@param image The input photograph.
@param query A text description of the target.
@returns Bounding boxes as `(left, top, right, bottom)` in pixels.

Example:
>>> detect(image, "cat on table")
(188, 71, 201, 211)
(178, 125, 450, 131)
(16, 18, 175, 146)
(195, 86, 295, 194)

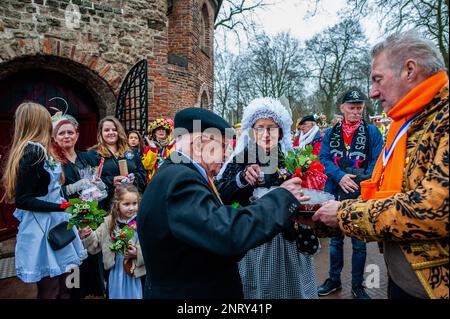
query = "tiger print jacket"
(337, 84, 449, 299)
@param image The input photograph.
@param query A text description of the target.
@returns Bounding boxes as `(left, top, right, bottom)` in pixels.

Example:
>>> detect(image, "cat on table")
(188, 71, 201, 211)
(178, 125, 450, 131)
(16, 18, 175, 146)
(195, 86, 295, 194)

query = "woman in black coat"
(87, 116, 147, 210)
(52, 113, 106, 298)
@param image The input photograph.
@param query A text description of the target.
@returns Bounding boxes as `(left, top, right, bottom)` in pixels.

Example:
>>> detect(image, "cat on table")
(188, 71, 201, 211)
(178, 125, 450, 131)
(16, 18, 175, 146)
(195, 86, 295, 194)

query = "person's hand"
(280, 177, 311, 203)
(339, 174, 359, 194)
(92, 179, 106, 191)
(243, 164, 262, 186)
(78, 227, 92, 239)
(124, 244, 137, 259)
(312, 200, 340, 228)
(113, 175, 128, 187)
(66, 178, 91, 195)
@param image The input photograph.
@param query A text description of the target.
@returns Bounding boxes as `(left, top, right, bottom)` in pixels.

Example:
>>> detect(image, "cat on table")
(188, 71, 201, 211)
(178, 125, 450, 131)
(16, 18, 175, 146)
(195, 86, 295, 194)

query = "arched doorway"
(0, 69, 100, 240)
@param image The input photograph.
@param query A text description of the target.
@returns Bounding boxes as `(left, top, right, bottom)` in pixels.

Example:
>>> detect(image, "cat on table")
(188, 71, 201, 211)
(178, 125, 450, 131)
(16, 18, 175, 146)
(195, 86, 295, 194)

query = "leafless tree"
(304, 19, 370, 119)
(247, 32, 306, 102)
(348, 0, 449, 72)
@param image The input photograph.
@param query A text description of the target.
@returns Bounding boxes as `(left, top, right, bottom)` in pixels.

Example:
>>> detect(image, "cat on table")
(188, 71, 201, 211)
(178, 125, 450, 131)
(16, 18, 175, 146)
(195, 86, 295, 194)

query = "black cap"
(174, 107, 232, 136)
(342, 89, 366, 103)
(298, 115, 316, 126)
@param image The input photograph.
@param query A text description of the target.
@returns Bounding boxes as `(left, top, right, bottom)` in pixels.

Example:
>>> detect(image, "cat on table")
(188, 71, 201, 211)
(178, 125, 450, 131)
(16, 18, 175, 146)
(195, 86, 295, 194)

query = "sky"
(217, 0, 384, 52)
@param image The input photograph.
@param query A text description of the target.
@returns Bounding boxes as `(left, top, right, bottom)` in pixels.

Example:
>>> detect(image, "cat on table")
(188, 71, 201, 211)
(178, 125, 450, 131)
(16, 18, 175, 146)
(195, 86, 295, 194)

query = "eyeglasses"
(253, 126, 280, 134)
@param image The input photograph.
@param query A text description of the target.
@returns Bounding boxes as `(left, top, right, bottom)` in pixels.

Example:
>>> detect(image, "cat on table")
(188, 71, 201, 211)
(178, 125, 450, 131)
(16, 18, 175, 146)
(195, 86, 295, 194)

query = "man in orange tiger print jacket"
(313, 31, 448, 299)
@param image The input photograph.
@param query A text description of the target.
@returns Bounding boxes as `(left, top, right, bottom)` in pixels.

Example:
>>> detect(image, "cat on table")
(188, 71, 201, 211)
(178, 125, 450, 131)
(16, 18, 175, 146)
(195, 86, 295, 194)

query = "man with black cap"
(317, 88, 383, 299)
(137, 107, 311, 299)
(293, 114, 324, 154)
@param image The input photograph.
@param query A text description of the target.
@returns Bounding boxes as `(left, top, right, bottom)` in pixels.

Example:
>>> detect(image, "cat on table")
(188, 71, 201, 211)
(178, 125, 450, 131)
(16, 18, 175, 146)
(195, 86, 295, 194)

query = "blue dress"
(14, 142, 87, 283)
(108, 217, 142, 299)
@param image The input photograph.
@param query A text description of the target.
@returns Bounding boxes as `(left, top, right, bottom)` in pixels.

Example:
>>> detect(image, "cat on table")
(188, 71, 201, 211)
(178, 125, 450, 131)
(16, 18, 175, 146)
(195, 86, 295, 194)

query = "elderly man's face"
(370, 51, 411, 112)
(300, 121, 315, 134)
(340, 102, 364, 124)
(198, 131, 228, 177)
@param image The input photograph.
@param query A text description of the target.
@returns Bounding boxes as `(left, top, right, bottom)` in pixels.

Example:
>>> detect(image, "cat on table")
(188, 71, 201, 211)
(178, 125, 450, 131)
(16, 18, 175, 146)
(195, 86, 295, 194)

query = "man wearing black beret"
(137, 107, 310, 299)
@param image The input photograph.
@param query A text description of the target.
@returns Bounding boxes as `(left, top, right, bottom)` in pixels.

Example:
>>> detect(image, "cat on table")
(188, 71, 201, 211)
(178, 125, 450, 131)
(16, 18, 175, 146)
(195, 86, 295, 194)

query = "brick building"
(0, 0, 221, 240)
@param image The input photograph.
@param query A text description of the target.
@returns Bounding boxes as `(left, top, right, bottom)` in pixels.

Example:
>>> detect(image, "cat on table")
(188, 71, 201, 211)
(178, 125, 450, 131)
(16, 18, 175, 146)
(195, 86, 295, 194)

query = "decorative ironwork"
(116, 59, 148, 137)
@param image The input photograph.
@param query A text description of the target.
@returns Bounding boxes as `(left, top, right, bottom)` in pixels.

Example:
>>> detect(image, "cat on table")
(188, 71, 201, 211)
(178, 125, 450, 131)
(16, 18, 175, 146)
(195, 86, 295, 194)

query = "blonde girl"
(1, 102, 86, 299)
(79, 184, 145, 299)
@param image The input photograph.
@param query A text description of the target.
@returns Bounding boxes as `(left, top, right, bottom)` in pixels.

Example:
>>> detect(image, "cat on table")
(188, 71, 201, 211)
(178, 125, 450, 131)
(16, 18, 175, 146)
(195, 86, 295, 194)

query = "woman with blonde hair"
(1, 102, 86, 299)
(87, 116, 146, 209)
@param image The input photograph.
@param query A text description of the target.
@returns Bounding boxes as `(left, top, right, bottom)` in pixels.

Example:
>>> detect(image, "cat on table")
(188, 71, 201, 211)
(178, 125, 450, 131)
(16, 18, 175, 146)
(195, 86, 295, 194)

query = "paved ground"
(0, 236, 388, 299)
(314, 237, 388, 299)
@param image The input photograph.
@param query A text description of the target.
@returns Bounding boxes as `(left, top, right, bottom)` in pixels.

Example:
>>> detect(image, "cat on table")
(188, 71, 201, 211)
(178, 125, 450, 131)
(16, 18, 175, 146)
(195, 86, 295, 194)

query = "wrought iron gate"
(116, 59, 148, 136)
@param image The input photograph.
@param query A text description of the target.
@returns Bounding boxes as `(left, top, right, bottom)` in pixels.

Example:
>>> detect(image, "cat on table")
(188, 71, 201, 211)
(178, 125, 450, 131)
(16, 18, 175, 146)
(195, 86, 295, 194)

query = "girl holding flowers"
(1, 102, 86, 299)
(78, 184, 145, 299)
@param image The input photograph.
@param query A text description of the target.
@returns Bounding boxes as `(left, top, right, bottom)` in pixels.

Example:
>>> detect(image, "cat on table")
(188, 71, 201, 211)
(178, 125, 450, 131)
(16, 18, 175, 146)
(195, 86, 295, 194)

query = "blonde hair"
(108, 184, 141, 236)
(1, 102, 53, 204)
(93, 116, 129, 158)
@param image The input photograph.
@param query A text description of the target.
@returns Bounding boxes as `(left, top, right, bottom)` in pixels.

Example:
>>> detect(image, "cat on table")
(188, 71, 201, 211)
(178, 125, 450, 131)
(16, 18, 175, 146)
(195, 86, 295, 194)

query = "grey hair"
(371, 30, 446, 77)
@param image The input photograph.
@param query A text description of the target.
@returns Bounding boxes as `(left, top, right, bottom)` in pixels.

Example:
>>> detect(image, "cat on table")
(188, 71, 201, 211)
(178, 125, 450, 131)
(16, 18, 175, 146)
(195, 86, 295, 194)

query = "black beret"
(298, 115, 316, 125)
(341, 88, 366, 103)
(174, 107, 232, 136)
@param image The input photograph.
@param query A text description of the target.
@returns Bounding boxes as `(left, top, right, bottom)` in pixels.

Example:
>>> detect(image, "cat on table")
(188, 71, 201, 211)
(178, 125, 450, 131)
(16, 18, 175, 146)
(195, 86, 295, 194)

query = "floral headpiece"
(148, 118, 172, 136)
(49, 97, 79, 131)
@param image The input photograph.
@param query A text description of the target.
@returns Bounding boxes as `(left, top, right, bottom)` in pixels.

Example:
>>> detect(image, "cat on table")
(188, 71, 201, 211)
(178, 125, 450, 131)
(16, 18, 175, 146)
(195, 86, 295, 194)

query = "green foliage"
(110, 225, 135, 254)
(231, 202, 241, 209)
(65, 198, 107, 230)
(283, 145, 319, 174)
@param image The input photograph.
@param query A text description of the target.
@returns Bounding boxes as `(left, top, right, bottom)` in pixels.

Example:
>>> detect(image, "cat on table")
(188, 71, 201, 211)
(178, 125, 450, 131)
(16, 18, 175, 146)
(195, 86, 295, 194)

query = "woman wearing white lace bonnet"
(215, 97, 319, 299)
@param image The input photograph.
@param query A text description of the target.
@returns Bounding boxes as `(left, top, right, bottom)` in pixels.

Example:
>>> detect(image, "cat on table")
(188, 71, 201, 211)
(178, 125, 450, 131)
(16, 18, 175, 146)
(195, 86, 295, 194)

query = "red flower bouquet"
(284, 145, 327, 190)
(283, 145, 333, 217)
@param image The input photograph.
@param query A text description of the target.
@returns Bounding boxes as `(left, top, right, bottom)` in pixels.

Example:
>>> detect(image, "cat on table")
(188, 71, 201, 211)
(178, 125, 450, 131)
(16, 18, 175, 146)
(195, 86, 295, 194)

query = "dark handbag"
(32, 214, 76, 251)
(47, 221, 76, 251)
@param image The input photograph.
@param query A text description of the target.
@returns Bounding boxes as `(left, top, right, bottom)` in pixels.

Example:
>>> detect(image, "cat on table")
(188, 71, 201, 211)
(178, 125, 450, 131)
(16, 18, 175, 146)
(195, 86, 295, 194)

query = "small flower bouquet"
(61, 199, 107, 230)
(282, 145, 333, 217)
(110, 225, 135, 255)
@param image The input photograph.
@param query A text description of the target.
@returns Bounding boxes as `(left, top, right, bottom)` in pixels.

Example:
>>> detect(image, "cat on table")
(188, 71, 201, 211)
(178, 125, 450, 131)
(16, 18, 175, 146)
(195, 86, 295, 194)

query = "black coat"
(137, 153, 301, 299)
(61, 151, 98, 199)
(87, 148, 147, 207)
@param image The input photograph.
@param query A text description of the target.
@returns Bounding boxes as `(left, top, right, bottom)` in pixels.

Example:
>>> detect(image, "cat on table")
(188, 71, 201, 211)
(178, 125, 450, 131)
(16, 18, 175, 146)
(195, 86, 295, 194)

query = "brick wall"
(0, 0, 217, 121)
(163, 0, 215, 118)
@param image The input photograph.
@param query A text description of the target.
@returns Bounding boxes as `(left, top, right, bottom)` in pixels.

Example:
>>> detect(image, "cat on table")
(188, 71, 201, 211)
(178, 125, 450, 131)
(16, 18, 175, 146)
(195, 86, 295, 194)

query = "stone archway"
(0, 55, 117, 241)
(0, 55, 116, 117)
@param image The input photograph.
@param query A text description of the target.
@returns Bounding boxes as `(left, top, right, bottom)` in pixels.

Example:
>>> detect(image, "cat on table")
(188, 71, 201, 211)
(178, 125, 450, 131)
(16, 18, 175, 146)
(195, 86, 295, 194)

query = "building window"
(200, 4, 210, 56)
(200, 91, 209, 108)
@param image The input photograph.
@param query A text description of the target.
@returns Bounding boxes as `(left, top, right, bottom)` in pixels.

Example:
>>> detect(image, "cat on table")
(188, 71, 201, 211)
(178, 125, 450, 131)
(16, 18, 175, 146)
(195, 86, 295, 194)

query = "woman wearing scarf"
(142, 118, 175, 183)
(314, 31, 449, 299)
(293, 114, 324, 155)
(216, 97, 318, 299)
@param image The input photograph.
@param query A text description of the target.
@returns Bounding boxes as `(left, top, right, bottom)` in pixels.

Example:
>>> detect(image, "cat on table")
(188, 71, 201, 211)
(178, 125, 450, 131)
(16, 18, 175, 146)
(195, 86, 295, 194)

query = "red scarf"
(341, 119, 361, 147)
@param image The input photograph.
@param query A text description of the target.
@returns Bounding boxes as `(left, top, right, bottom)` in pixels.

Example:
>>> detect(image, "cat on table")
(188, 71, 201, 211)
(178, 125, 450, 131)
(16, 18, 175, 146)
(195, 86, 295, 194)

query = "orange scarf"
(361, 71, 448, 200)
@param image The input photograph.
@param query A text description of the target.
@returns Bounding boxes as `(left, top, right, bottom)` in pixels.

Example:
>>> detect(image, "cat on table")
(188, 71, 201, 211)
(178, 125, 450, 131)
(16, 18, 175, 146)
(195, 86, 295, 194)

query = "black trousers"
(388, 277, 421, 299)
(36, 273, 70, 299)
